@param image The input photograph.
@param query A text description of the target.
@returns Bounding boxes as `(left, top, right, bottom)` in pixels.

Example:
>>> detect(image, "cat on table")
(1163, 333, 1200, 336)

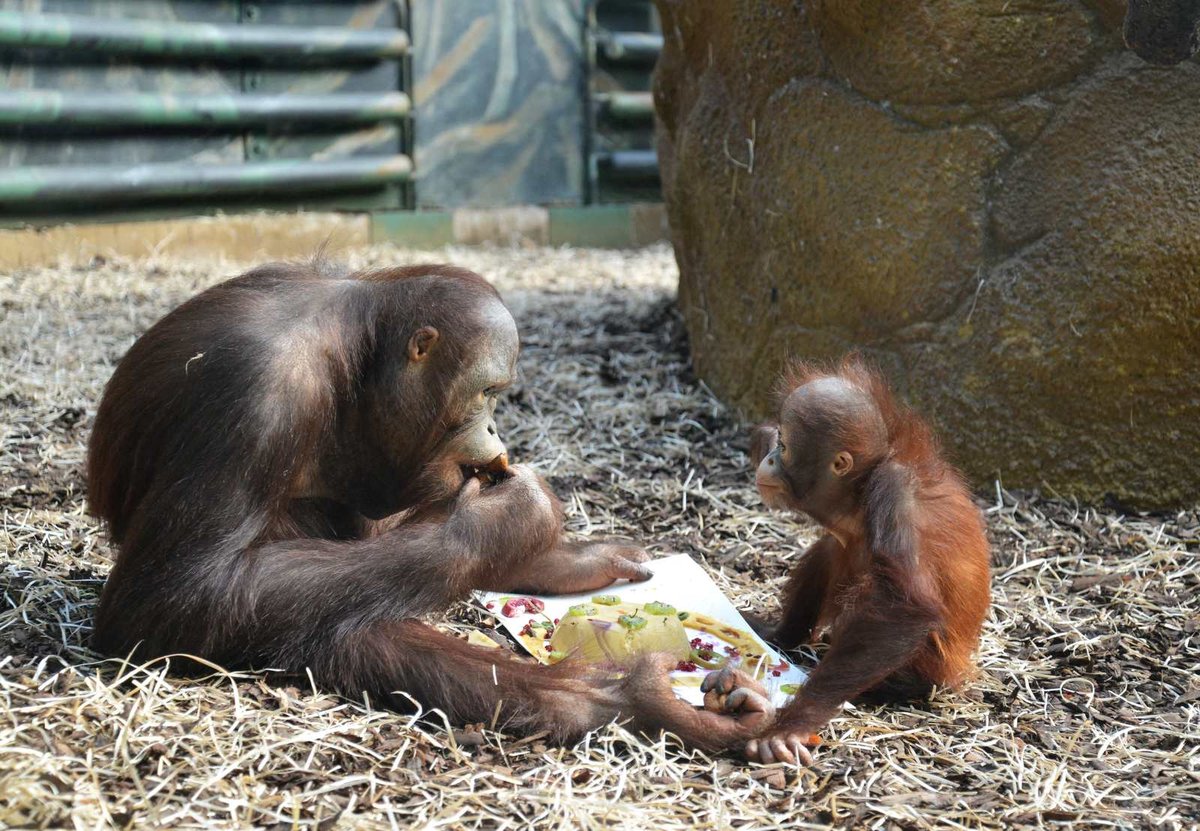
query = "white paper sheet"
(474, 553, 808, 707)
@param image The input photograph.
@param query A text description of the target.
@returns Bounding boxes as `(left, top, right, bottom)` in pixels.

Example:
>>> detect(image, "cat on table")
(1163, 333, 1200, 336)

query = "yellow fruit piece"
(549, 603, 691, 664)
(466, 630, 503, 649)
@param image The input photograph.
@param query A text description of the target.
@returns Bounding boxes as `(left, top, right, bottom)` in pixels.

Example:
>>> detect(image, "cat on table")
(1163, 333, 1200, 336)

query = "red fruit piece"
(501, 596, 545, 617)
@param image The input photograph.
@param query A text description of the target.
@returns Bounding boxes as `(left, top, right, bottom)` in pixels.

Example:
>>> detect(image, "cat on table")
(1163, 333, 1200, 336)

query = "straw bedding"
(1, 243, 1196, 829)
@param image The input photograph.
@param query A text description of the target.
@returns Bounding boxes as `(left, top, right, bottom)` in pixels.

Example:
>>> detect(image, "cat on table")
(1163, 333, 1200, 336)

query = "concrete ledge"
(0, 212, 369, 270)
(371, 203, 668, 249)
(0, 204, 670, 270)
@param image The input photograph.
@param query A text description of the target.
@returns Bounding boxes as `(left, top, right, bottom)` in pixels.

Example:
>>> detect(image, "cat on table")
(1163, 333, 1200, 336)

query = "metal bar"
(0, 11, 409, 62)
(597, 31, 662, 64)
(583, 0, 599, 205)
(396, 0, 416, 209)
(595, 150, 659, 180)
(0, 90, 411, 128)
(0, 155, 413, 205)
(598, 91, 654, 123)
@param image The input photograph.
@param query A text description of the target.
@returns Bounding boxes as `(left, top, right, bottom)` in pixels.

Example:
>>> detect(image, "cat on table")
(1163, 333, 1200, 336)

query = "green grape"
(618, 614, 648, 631)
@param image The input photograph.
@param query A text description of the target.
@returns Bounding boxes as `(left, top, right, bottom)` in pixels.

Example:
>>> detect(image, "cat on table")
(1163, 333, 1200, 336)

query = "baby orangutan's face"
(754, 386, 859, 518)
(754, 431, 795, 510)
(754, 422, 821, 512)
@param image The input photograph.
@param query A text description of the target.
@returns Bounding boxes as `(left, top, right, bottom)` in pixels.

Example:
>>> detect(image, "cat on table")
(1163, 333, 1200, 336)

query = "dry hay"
(1, 243, 1197, 830)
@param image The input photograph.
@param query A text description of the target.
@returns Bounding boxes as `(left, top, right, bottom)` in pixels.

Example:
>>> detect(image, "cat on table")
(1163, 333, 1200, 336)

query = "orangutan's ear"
(832, 451, 854, 477)
(408, 327, 439, 362)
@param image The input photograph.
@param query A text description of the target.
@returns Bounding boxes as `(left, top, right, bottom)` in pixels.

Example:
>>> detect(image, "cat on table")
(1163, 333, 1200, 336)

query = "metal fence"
(0, 0, 660, 224)
(0, 1, 413, 223)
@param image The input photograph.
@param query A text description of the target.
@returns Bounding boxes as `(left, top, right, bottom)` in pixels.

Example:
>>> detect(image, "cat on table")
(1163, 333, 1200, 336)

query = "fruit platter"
(474, 553, 809, 707)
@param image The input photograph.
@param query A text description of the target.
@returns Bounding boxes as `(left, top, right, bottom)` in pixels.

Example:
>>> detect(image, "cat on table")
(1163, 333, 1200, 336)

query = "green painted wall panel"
(0, 1, 243, 167)
(410, 0, 586, 209)
(370, 209, 454, 247)
(0, 0, 413, 216)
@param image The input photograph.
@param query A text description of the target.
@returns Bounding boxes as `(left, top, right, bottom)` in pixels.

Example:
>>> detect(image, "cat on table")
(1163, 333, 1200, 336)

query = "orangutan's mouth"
(460, 453, 511, 486)
(755, 480, 789, 509)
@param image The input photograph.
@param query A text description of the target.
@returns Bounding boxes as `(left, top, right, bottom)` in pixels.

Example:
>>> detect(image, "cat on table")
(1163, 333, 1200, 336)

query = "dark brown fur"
(88, 261, 760, 748)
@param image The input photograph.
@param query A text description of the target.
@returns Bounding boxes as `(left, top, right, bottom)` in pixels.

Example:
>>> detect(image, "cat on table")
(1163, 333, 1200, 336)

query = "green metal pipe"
(598, 31, 662, 64)
(0, 11, 409, 62)
(0, 155, 413, 205)
(0, 90, 411, 128)
(596, 150, 659, 180)
(599, 91, 654, 123)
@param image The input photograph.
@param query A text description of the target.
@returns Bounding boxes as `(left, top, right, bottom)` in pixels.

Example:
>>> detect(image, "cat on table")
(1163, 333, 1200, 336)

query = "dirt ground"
(1, 244, 1197, 830)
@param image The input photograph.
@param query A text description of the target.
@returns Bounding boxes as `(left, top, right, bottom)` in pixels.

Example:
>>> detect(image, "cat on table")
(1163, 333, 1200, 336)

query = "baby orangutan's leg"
(745, 721, 815, 766)
(737, 611, 778, 642)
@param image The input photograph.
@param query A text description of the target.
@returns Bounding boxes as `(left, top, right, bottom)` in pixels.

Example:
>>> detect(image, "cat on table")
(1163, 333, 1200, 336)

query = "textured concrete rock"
(1123, 0, 1200, 64)
(654, 0, 1200, 507)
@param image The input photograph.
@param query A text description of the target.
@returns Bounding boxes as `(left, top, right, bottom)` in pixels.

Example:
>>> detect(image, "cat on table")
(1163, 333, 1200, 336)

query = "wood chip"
(0, 244, 1195, 829)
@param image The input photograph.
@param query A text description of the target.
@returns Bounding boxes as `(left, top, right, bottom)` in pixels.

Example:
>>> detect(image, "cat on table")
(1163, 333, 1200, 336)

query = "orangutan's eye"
(484, 379, 512, 398)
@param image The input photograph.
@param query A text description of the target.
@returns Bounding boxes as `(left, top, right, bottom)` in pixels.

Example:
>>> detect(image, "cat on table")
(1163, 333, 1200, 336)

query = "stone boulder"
(654, 0, 1200, 508)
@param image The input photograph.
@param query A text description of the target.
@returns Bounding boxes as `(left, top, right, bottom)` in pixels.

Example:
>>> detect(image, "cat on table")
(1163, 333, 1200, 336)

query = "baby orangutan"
(703, 356, 991, 764)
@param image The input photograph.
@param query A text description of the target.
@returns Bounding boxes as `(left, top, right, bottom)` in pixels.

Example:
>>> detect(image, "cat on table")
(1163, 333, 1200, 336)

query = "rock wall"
(653, 0, 1200, 508)
(1123, 0, 1200, 64)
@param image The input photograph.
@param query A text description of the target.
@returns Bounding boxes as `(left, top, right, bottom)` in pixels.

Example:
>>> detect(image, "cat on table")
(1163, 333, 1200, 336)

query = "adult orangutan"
(704, 356, 991, 764)
(88, 261, 766, 748)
